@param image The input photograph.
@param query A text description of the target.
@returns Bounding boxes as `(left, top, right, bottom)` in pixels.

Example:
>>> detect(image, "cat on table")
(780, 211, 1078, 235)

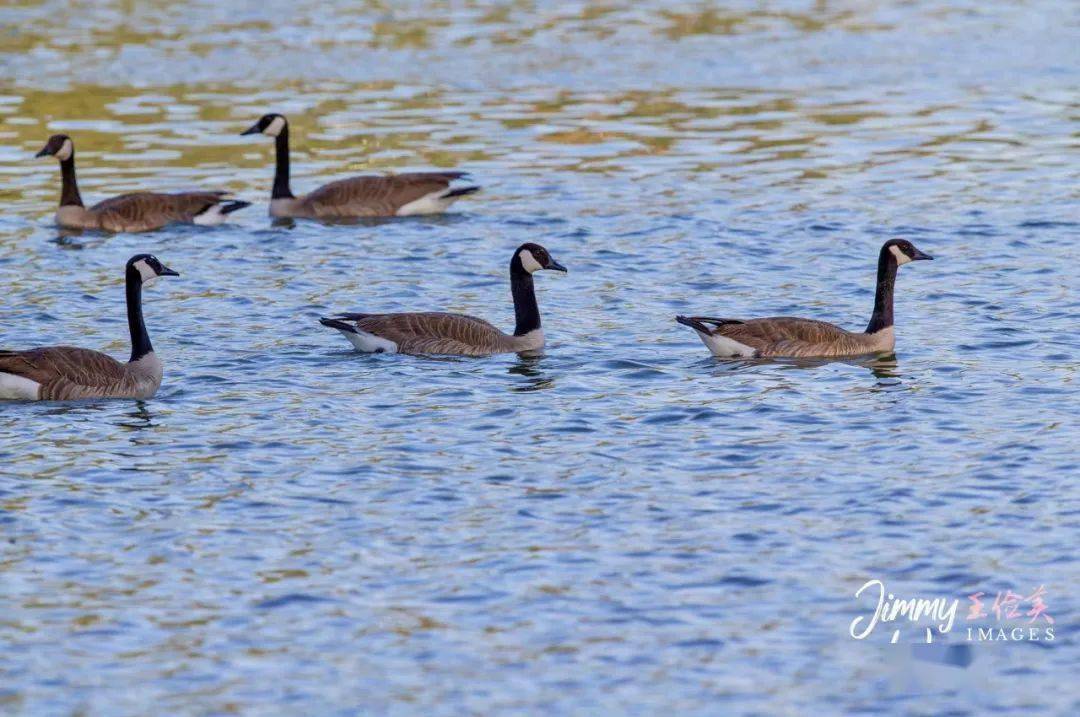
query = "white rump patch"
(193, 203, 228, 226)
(518, 249, 543, 274)
(55, 138, 73, 161)
(0, 372, 41, 401)
(336, 326, 398, 354)
(889, 245, 912, 266)
(691, 329, 757, 358)
(264, 116, 286, 137)
(395, 189, 457, 216)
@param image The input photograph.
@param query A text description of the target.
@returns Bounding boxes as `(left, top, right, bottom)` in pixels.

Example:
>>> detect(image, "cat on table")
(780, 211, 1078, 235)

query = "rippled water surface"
(1, 2, 1078, 714)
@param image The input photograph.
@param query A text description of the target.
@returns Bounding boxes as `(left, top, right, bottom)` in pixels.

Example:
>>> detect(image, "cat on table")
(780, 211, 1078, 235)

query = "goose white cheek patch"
(134, 260, 158, 286)
(889, 245, 912, 265)
(519, 249, 543, 274)
(55, 138, 73, 161)
(264, 116, 286, 137)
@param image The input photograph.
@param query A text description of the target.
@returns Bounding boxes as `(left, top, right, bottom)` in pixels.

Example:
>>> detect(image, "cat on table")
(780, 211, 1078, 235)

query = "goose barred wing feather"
(301, 173, 467, 217)
(714, 317, 872, 358)
(346, 312, 511, 356)
(90, 191, 227, 231)
(0, 347, 132, 400)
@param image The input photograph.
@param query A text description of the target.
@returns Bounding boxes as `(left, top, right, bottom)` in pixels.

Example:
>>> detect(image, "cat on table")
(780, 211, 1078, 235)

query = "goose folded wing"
(303, 173, 465, 216)
(91, 191, 227, 227)
(163, 191, 232, 217)
(718, 318, 860, 356)
(0, 347, 128, 387)
(350, 312, 506, 355)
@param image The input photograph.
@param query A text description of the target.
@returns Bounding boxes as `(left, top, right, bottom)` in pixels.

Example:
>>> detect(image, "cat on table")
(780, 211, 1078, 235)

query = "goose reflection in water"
(508, 354, 555, 392)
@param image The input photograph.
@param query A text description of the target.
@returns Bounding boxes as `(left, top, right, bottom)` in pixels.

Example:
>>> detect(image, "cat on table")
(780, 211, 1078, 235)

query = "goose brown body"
(675, 317, 895, 358)
(0, 347, 162, 400)
(0, 254, 178, 402)
(59, 190, 239, 232)
(320, 243, 565, 357)
(242, 113, 479, 218)
(677, 239, 932, 359)
(36, 134, 248, 233)
(274, 172, 474, 219)
(323, 312, 539, 356)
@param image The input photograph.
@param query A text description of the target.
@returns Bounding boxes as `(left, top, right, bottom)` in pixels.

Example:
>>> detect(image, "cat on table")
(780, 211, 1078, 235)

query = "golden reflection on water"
(2, 79, 989, 217)
(2, 0, 1049, 213)
(0, 1, 994, 206)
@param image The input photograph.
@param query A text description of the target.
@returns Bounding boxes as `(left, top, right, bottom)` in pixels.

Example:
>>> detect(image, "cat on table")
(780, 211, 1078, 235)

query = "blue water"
(1, 2, 1078, 715)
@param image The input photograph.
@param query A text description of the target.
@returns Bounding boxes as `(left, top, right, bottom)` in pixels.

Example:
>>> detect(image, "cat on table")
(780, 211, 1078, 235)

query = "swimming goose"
(35, 134, 249, 232)
(320, 243, 566, 356)
(676, 239, 933, 358)
(0, 255, 179, 401)
(240, 113, 480, 218)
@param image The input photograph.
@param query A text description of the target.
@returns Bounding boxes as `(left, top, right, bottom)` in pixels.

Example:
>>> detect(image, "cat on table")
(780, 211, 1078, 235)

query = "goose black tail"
(677, 315, 744, 331)
(676, 315, 713, 334)
(443, 186, 481, 198)
(221, 200, 252, 215)
(319, 317, 358, 334)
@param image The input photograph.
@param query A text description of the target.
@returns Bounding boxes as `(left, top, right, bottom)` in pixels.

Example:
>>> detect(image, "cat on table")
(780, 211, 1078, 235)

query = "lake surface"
(1, 2, 1078, 714)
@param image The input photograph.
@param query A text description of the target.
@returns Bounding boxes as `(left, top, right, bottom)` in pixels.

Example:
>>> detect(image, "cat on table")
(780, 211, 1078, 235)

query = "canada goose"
(319, 243, 565, 356)
(35, 134, 250, 232)
(676, 239, 933, 358)
(0, 254, 178, 401)
(240, 113, 480, 218)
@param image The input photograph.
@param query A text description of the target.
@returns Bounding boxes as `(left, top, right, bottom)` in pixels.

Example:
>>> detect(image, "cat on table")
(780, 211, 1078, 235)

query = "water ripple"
(1, 1, 1078, 715)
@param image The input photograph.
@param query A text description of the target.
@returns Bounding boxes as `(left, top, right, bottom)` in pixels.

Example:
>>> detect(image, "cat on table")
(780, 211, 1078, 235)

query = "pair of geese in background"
(2, 114, 934, 401)
(34, 113, 480, 232)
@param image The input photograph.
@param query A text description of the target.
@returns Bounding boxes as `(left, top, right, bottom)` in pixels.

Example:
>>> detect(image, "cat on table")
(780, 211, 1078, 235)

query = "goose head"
(35, 134, 74, 162)
(512, 243, 567, 275)
(127, 254, 180, 287)
(241, 113, 288, 138)
(884, 239, 933, 266)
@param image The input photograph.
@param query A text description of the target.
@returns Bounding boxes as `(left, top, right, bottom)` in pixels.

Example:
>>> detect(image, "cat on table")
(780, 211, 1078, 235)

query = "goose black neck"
(59, 155, 83, 207)
(866, 246, 897, 334)
(125, 268, 153, 362)
(510, 265, 541, 336)
(272, 127, 294, 199)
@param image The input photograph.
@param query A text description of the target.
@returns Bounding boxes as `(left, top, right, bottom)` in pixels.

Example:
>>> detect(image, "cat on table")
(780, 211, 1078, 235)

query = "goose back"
(682, 316, 894, 358)
(0, 347, 162, 400)
(87, 191, 232, 232)
(288, 172, 472, 218)
(331, 312, 534, 356)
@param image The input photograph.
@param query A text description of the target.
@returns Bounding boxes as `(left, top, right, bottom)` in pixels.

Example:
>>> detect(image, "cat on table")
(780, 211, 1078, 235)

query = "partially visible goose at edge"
(240, 113, 480, 218)
(0, 255, 179, 401)
(676, 239, 933, 358)
(35, 135, 250, 232)
(320, 243, 566, 356)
